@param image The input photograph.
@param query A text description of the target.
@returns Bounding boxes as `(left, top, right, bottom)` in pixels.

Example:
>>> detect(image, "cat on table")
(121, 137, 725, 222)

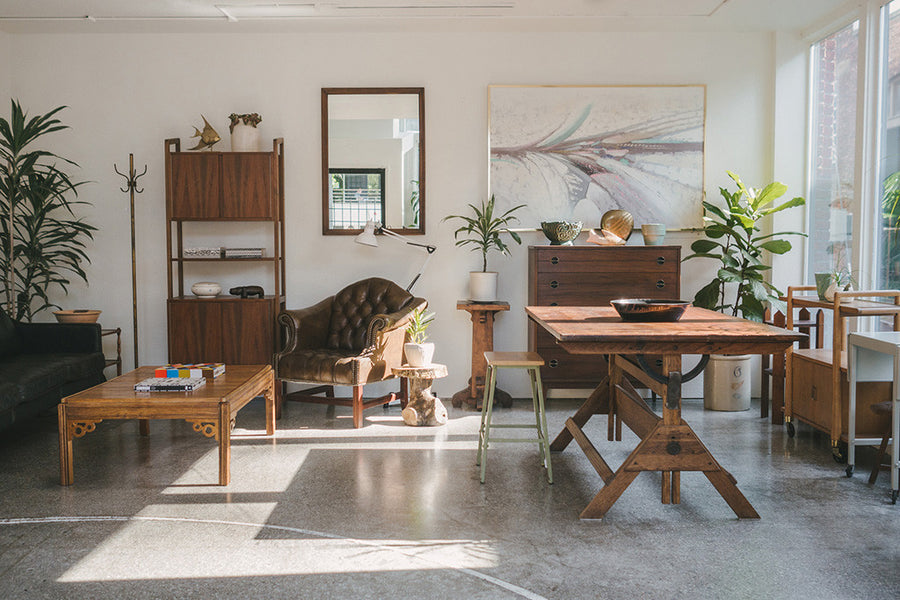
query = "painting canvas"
(489, 85, 705, 230)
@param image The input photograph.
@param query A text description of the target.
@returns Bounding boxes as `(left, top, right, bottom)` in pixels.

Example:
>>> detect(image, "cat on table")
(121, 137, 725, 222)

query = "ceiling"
(0, 0, 853, 34)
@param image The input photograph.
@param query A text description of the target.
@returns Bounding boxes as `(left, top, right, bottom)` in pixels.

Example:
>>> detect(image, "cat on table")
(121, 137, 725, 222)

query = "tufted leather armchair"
(274, 277, 427, 427)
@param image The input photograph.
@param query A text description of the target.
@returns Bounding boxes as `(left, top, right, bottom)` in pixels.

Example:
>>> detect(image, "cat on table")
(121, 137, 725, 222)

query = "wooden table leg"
(578, 356, 759, 519)
(219, 403, 231, 486)
(139, 419, 150, 436)
(549, 377, 609, 452)
(265, 377, 276, 436)
(58, 404, 73, 486)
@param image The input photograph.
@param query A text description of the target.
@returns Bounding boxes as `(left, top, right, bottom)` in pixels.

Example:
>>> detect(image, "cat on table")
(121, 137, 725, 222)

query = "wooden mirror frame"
(321, 87, 425, 235)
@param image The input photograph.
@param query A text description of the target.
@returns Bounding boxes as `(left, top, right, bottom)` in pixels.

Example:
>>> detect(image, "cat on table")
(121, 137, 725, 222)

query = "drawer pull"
(656, 280, 665, 289)
(550, 256, 559, 265)
(656, 359, 663, 368)
(549, 359, 559, 368)
(550, 302, 559, 307)
(657, 256, 666, 265)
(550, 280, 559, 289)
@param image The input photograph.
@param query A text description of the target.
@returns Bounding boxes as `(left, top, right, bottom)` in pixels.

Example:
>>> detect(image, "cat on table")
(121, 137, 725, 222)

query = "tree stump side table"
(392, 364, 449, 427)
(451, 300, 512, 410)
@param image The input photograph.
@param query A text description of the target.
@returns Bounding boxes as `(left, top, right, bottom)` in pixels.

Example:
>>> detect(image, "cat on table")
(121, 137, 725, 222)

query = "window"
(807, 21, 859, 282)
(328, 168, 386, 230)
(879, 1, 900, 290)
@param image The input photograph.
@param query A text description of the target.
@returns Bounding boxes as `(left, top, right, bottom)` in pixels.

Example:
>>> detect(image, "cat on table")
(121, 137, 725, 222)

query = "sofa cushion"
(277, 348, 380, 386)
(0, 353, 104, 403)
(0, 310, 22, 360)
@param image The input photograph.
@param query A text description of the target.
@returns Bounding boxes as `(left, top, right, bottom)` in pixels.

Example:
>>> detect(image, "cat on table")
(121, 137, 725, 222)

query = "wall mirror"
(322, 87, 425, 235)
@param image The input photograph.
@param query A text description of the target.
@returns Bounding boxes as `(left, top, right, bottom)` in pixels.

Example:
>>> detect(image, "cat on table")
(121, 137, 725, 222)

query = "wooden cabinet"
(527, 245, 681, 391)
(165, 138, 285, 366)
(785, 287, 900, 454)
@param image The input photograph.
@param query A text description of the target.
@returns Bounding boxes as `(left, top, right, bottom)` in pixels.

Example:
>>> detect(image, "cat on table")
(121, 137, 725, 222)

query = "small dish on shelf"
(610, 299, 691, 322)
(191, 281, 222, 298)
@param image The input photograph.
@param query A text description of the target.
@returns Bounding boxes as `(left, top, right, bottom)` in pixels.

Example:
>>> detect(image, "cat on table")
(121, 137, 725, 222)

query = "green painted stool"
(476, 351, 552, 484)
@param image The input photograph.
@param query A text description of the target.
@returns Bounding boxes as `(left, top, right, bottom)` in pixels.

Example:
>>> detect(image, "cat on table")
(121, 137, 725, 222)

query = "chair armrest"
(15, 322, 103, 354)
(276, 296, 333, 355)
(365, 297, 427, 347)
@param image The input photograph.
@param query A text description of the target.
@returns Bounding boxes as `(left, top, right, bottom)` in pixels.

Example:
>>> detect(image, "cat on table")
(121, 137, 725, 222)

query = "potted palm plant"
(0, 100, 95, 322)
(404, 307, 435, 367)
(684, 171, 805, 410)
(443, 195, 525, 302)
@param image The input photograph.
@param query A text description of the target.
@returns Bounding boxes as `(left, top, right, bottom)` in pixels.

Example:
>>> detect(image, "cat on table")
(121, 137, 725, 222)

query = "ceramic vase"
(703, 354, 752, 411)
(469, 271, 498, 302)
(231, 123, 260, 152)
(405, 342, 435, 367)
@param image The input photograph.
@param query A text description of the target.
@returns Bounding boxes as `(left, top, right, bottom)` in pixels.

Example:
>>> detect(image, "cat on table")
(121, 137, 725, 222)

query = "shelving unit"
(164, 138, 285, 365)
(785, 286, 900, 459)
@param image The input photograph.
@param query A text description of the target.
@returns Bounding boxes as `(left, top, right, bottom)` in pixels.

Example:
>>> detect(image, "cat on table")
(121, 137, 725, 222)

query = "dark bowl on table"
(610, 299, 691, 322)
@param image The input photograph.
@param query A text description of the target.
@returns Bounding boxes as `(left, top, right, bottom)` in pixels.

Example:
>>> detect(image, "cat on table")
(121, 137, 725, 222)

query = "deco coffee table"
(526, 305, 804, 519)
(58, 364, 275, 486)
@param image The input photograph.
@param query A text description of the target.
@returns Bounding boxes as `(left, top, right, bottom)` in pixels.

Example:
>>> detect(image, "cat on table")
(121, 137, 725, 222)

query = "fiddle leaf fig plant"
(684, 171, 805, 322)
(443, 195, 525, 272)
(0, 100, 95, 322)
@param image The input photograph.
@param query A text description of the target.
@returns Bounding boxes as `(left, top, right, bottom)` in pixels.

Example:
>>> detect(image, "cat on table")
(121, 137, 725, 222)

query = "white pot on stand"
(703, 354, 752, 411)
(404, 342, 435, 367)
(469, 271, 498, 302)
(231, 123, 260, 152)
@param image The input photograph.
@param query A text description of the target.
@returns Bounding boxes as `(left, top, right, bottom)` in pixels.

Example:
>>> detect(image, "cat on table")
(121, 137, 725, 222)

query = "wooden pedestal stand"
(451, 300, 512, 410)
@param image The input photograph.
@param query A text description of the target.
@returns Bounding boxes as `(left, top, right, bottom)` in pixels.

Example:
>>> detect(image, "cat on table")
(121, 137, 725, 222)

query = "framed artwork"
(488, 85, 706, 230)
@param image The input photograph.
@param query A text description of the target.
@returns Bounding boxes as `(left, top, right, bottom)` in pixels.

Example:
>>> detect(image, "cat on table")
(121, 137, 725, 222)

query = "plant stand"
(393, 364, 448, 426)
(451, 300, 511, 410)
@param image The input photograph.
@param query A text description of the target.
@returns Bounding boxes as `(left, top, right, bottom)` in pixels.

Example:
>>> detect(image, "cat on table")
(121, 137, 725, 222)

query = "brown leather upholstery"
(274, 278, 426, 427)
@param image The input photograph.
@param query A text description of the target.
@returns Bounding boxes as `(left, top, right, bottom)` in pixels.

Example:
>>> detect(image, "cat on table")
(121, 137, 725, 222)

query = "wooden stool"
(868, 400, 894, 497)
(476, 351, 552, 484)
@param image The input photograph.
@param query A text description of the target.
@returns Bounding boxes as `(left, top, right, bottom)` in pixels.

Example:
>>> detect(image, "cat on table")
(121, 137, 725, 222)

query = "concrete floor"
(1, 396, 899, 599)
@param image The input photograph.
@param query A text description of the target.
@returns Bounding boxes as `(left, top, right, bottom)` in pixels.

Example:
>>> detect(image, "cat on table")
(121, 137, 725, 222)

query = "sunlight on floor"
(55, 512, 499, 582)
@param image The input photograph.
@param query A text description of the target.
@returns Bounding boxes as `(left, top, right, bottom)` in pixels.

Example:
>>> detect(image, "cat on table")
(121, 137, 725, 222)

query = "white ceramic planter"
(469, 271, 498, 302)
(405, 342, 435, 367)
(191, 281, 222, 298)
(231, 123, 260, 152)
(703, 354, 752, 411)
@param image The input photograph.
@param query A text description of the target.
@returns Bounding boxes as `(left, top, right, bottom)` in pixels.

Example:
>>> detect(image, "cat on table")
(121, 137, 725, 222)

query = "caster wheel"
(845, 465, 854, 477)
(786, 422, 795, 437)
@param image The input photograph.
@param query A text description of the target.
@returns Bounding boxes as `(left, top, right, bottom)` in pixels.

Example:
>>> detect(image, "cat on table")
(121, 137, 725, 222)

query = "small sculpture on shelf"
(188, 115, 220, 151)
(229, 285, 264, 299)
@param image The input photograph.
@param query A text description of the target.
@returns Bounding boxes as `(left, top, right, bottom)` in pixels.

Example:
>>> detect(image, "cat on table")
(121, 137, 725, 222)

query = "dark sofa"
(0, 309, 106, 432)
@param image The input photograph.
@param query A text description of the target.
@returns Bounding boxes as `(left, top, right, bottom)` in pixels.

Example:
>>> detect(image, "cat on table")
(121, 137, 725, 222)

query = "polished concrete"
(1, 396, 899, 599)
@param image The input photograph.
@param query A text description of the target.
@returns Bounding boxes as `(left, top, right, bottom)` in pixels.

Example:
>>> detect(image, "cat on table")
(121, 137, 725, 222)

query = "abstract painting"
(489, 85, 705, 230)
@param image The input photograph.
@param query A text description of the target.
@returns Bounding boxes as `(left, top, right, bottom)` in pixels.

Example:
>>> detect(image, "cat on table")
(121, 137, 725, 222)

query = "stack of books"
(224, 247, 265, 259)
(154, 363, 226, 379)
(183, 247, 223, 258)
(134, 377, 206, 392)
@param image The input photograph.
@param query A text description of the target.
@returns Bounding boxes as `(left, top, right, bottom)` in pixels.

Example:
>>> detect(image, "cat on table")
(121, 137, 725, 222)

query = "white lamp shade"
(355, 219, 379, 247)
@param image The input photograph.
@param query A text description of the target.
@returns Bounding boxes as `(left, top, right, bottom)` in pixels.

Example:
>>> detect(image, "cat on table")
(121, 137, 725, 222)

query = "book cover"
(154, 363, 226, 379)
(134, 377, 206, 392)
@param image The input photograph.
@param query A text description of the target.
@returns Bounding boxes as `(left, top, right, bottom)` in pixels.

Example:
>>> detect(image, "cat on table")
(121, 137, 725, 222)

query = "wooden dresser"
(527, 245, 681, 392)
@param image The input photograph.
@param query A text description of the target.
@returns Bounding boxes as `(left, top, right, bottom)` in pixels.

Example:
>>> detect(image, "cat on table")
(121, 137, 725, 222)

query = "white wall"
(6, 29, 778, 399)
(0, 32, 8, 102)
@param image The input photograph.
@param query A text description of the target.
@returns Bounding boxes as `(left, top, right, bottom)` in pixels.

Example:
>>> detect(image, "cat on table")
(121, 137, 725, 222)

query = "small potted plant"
(228, 112, 262, 152)
(404, 307, 436, 367)
(684, 171, 805, 410)
(443, 195, 525, 302)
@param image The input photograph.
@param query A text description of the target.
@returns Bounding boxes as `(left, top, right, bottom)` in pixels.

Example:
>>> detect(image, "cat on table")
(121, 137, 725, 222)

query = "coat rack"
(114, 154, 147, 369)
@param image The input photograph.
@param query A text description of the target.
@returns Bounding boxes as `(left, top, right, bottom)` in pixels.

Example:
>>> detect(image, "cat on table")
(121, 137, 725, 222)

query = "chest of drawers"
(527, 245, 681, 391)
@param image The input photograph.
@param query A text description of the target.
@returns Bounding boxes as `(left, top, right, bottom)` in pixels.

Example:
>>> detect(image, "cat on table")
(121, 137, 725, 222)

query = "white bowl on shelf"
(191, 281, 222, 298)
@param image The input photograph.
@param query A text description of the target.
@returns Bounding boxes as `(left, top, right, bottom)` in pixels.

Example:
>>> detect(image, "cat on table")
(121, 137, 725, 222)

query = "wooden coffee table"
(58, 365, 275, 486)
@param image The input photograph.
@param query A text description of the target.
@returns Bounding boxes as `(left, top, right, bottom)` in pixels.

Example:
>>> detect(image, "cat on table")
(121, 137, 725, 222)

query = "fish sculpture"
(188, 115, 220, 150)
